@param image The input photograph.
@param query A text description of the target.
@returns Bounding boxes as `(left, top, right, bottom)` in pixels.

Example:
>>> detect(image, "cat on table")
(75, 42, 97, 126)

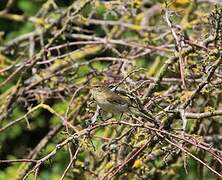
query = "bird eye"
(92, 85, 102, 92)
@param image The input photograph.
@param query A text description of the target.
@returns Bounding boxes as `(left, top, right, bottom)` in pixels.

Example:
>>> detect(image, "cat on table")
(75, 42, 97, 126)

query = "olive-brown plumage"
(90, 86, 159, 126)
(90, 86, 130, 114)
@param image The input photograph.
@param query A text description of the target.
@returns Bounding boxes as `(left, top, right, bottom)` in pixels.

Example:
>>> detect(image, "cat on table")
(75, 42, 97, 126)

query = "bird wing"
(106, 92, 129, 105)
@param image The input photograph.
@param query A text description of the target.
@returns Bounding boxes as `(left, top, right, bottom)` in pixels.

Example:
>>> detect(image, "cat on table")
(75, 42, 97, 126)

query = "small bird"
(90, 86, 159, 125)
(90, 86, 130, 115)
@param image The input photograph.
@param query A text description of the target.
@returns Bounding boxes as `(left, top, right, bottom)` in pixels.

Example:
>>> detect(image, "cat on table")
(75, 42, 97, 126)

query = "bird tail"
(128, 107, 160, 126)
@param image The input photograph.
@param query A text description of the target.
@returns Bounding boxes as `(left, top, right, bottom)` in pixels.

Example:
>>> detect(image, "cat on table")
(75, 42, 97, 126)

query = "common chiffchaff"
(91, 86, 160, 126)
(90, 86, 130, 114)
